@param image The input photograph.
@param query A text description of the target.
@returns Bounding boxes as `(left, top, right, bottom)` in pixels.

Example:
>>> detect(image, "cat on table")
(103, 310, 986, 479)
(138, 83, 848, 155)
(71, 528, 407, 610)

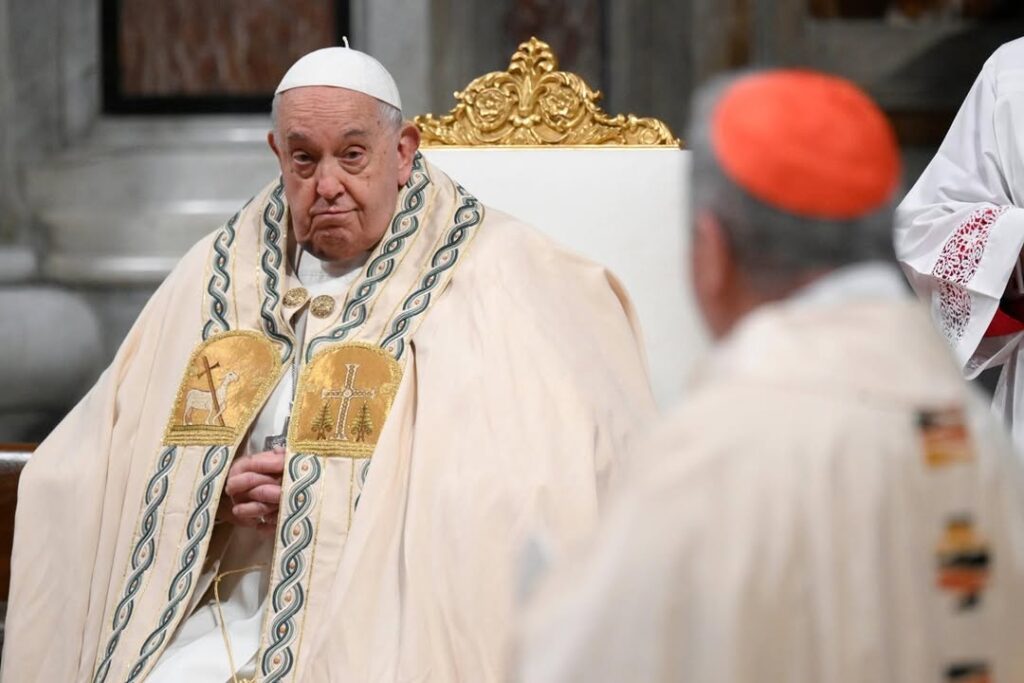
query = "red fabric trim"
(984, 308, 1024, 337)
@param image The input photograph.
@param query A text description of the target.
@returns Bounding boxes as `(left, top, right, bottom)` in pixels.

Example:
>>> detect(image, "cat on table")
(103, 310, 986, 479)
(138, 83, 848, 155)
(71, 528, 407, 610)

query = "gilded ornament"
(415, 37, 680, 147)
(164, 331, 283, 445)
(289, 342, 403, 457)
(283, 286, 310, 308)
(310, 294, 336, 318)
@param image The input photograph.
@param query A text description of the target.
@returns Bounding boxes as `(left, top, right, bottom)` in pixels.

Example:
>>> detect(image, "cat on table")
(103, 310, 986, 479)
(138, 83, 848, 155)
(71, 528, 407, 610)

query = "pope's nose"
(315, 170, 346, 202)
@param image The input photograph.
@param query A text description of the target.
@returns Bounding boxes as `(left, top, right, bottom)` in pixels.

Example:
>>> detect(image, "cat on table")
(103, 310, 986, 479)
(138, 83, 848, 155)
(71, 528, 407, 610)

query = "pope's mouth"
(312, 208, 356, 218)
(311, 211, 357, 228)
(311, 206, 356, 215)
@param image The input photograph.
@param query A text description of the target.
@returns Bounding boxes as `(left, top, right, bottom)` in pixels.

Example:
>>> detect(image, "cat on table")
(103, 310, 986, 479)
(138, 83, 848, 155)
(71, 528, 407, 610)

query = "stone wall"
(0, 0, 104, 439)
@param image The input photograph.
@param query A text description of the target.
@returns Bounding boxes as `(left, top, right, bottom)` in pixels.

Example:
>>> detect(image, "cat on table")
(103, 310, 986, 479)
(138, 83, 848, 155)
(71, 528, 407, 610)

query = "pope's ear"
(267, 131, 282, 160)
(396, 123, 421, 186)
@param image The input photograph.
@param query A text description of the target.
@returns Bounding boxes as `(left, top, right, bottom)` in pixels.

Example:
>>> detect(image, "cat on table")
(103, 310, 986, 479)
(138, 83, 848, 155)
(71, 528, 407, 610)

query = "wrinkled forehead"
(276, 86, 386, 133)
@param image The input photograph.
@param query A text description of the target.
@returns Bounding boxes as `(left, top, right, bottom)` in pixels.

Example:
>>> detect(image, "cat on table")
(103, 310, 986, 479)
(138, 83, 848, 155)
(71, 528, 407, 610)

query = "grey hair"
(687, 73, 898, 286)
(270, 93, 404, 137)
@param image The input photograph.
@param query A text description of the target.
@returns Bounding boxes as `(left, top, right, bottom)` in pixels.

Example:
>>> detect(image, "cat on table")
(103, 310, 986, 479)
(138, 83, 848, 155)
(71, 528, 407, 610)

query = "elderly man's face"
(268, 86, 419, 261)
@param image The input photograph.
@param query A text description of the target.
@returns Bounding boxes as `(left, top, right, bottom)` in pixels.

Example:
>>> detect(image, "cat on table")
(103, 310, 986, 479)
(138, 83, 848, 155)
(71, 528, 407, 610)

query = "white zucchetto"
(275, 43, 402, 112)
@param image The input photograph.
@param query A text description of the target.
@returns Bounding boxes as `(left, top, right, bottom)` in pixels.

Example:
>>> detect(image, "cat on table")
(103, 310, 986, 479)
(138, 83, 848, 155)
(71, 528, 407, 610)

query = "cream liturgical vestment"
(896, 37, 1024, 451)
(518, 264, 1024, 683)
(146, 250, 369, 682)
(1, 154, 654, 683)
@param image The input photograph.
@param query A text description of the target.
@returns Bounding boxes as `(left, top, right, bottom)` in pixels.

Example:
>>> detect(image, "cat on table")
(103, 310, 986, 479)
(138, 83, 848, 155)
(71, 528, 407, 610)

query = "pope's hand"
(221, 447, 285, 532)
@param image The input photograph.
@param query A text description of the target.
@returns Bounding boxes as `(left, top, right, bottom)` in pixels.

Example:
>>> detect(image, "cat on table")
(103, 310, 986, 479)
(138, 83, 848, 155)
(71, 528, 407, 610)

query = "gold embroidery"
(310, 294, 336, 318)
(415, 37, 680, 147)
(936, 516, 990, 611)
(289, 342, 402, 457)
(918, 407, 974, 468)
(283, 287, 310, 308)
(165, 331, 284, 445)
(309, 403, 334, 440)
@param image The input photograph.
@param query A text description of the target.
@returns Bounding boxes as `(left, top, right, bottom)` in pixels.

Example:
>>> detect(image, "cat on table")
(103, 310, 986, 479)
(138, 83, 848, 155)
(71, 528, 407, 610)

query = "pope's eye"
(292, 152, 313, 164)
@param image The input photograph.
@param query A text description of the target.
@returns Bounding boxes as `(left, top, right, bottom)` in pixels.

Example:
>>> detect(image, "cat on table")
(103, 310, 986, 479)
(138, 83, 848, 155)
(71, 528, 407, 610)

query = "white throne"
(417, 39, 705, 408)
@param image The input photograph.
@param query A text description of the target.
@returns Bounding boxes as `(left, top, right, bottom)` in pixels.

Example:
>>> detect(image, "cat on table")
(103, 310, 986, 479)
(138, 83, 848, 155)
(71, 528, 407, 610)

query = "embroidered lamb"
(183, 371, 239, 425)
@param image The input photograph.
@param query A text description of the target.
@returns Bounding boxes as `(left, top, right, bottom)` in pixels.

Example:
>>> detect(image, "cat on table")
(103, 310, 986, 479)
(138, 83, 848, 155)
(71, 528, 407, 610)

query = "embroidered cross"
(321, 364, 376, 441)
(195, 355, 226, 427)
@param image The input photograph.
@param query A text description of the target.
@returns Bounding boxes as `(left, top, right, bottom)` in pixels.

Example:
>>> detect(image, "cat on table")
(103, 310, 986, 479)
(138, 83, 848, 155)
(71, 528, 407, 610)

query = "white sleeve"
(895, 46, 1024, 373)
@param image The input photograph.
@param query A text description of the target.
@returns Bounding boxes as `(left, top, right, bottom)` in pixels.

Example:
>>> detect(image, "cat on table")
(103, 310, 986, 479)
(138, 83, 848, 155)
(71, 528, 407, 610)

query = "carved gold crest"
(165, 331, 284, 446)
(415, 37, 680, 147)
(289, 342, 403, 457)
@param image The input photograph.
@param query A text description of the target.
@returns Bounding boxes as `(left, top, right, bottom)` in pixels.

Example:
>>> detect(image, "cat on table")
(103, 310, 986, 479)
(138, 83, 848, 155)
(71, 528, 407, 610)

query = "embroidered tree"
(350, 402, 374, 442)
(311, 403, 334, 440)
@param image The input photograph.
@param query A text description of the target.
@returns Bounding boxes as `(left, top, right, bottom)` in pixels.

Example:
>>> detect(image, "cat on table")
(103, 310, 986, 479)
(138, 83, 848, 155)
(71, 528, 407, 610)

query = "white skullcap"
(275, 42, 402, 112)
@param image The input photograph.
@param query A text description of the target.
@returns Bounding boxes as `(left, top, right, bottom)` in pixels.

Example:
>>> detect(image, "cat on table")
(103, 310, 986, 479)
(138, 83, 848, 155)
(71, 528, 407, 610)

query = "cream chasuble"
(895, 37, 1024, 453)
(147, 250, 368, 682)
(2, 154, 655, 683)
(517, 265, 1024, 683)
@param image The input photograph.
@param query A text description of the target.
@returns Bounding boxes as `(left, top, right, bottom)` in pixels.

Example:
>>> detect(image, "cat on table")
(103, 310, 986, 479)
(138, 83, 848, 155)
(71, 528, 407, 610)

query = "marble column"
(354, 0, 435, 115)
(0, 0, 30, 244)
(607, 0, 692, 137)
(0, 0, 107, 440)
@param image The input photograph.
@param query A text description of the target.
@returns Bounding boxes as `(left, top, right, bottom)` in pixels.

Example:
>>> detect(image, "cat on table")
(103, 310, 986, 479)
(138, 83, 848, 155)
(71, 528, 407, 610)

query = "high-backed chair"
(0, 443, 31, 651)
(417, 38, 705, 407)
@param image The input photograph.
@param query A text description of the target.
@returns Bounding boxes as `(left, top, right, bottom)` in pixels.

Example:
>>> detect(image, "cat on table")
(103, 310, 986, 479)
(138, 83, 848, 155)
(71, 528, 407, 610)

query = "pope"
(0, 46, 654, 682)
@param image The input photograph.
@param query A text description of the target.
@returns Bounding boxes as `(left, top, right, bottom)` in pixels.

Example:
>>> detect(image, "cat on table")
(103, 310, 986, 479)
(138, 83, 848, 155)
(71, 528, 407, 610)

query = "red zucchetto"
(710, 69, 901, 220)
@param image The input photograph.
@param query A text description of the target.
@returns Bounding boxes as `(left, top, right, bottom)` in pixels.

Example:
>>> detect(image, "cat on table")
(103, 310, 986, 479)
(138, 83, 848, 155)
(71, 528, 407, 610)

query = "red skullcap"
(711, 70, 901, 220)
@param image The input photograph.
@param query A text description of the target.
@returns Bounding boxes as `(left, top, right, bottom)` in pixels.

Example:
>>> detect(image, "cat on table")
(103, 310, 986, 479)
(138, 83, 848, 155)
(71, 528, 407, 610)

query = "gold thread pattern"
(310, 295, 336, 319)
(164, 331, 284, 445)
(415, 37, 680, 147)
(288, 342, 402, 457)
(283, 287, 310, 309)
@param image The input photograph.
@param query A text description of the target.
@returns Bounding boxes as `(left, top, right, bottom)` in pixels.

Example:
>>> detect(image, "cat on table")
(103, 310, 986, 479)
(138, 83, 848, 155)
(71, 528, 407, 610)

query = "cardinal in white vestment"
(0, 47, 654, 683)
(896, 37, 1024, 452)
(516, 70, 1024, 683)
